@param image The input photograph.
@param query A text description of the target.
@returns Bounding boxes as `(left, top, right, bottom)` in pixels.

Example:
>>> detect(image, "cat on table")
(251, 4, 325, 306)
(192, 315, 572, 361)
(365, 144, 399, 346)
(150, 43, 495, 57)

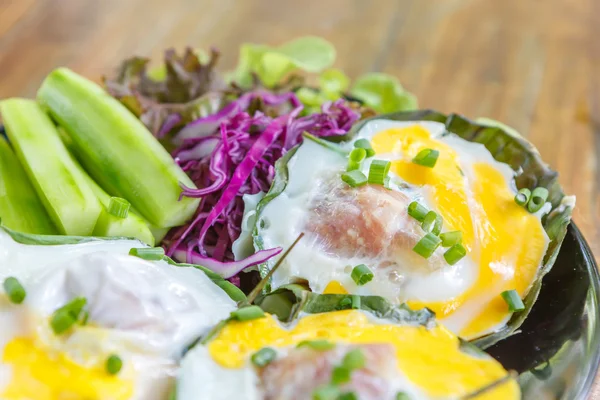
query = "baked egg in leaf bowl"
(0, 225, 243, 399)
(251, 110, 574, 348)
(177, 292, 519, 400)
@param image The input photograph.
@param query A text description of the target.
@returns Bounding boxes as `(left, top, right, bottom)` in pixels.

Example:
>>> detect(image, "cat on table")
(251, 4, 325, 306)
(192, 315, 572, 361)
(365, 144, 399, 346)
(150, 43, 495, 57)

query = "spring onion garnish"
(108, 197, 131, 218)
(368, 159, 391, 185)
(347, 148, 367, 171)
(351, 295, 361, 309)
(312, 385, 340, 400)
(129, 247, 165, 261)
(230, 305, 265, 321)
(514, 188, 531, 207)
(251, 347, 277, 367)
(527, 187, 549, 213)
(354, 138, 375, 157)
(444, 243, 467, 265)
(3, 277, 26, 304)
(80, 310, 90, 326)
(297, 340, 335, 351)
(341, 170, 368, 188)
(338, 392, 358, 400)
(342, 348, 366, 370)
(331, 365, 351, 384)
(408, 201, 429, 222)
(351, 264, 374, 286)
(501, 290, 525, 312)
(396, 392, 411, 400)
(412, 148, 439, 168)
(50, 297, 87, 335)
(105, 354, 123, 375)
(338, 297, 352, 309)
(412, 232, 442, 259)
(440, 231, 463, 247)
(421, 211, 443, 236)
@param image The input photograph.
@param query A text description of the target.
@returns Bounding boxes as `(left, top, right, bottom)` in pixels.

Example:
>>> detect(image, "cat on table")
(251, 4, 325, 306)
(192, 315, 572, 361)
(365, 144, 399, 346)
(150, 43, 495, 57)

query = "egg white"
(0, 230, 237, 399)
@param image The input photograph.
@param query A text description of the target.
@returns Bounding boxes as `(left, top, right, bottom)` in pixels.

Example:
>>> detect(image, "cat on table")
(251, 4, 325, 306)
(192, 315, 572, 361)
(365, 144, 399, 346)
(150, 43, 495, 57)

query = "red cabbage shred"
(163, 92, 359, 280)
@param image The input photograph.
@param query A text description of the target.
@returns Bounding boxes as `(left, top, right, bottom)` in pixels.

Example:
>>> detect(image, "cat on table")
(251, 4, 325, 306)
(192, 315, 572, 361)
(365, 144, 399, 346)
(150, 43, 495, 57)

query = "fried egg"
(176, 310, 519, 399)
(255, 120, 550, 339)
(0, 230, 236, 399)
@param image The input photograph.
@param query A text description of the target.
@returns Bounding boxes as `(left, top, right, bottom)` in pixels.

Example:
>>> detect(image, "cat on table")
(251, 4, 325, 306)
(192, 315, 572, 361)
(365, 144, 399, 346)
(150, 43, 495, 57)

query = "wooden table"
(1, 0, 599, 397)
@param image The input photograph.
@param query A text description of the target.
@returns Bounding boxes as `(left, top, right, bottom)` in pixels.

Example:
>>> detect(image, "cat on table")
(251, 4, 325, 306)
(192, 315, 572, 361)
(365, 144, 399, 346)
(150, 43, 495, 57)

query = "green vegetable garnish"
(351, 295, 361, 310)
(230, 305, 265, 321)
(312, 385, 340, 400)
(514, 188, 531, 207)
(527, 187, 549, 213)
(341, 170, 368, 188)
(440, 231, 463, 247)
(105, 354, 123, 375)
(407, 201, 429, 222)
(331, 365, 351, 385)
(412, 233, 442, 259)
(501, 290, 525, 312)
(421, 211, 443, 236)
(297, 340, 335, 351)
(50, 297, 87, 335)
(129, 247, 165, 261)
(368, 160, 391, 185)
(351, 264, 374, 286)
(342, 348, 366, 370)
(347, 148, 367, 171)
(3, 277, 26, 304)
(251, 347, 277, 367)
(350, 73, 418, 114)
(443, 244, 467, 265)
(107, 197, 131, 219)
(354, 139, 375, 158)
(412, 148, 439, 168)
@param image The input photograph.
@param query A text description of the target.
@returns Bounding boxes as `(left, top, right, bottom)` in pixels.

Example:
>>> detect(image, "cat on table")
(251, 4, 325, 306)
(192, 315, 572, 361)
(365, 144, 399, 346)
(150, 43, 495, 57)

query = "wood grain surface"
(1, 0, 599, 397)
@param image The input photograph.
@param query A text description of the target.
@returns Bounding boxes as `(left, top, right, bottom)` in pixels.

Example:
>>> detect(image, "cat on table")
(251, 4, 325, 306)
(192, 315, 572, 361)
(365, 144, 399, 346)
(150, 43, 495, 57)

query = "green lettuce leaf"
(350, 73, 418, 113)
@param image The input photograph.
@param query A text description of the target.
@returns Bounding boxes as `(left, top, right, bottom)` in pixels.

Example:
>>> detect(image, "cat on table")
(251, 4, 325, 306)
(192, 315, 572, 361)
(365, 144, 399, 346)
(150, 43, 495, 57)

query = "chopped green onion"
(421, 211, 443, 236)
(80, 310, 90, 326)
(514, 188, 531, 207)
(105, 354, 123, 375)
(50, 297, 87, 335)
(297, 340, 335, 351)
(354, 139, 375, 157)
(412, 233, 442, 259)
(338, 393, 358, 400)
(107, 197, 130, 218)
(230, 305, 265, 321)
(342, 348, 366, 370)
(368, 159, 391, 185)
(351, 295, 361, 309)
(412, 148, 439, 168)
(3, 277, 26, 304)
(443, 243, 467, 265)
(129, 247, 165, 261)
(331, 365, 351, 384)
(347, 148, 367, 171)
(341, 170, 368, 188)
(527, 187, 549, 213)
(408, 201, 429, 222)
(384, 176, 391, 190)
(440, 231, 463, 247)
(251, 347, 277, 367)
(338, 297, 352, 309)
(350, 264, 374, 286)
(312, 385, 340, 400)
(396, 392, 411, 400)
(501, 289, 525, 312)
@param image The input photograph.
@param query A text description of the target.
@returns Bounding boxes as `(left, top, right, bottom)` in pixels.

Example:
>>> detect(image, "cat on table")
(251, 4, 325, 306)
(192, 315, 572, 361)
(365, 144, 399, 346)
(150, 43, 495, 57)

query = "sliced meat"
(259, 343, 399, 400)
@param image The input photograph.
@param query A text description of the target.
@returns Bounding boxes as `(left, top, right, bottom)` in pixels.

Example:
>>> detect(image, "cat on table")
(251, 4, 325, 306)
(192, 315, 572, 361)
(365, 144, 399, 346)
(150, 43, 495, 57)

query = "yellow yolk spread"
(208, 311, 519, 399)
(370, 126, 548, 338)
(1, 337, 133, 400)
(323, 281, 348, 294)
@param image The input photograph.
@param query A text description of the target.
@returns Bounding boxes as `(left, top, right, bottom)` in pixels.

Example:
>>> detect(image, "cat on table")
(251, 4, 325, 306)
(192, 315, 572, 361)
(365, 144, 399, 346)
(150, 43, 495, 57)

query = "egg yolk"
(208, 310, 519, 399)
(1, 337, 133, 400)
(370, 126, 548, 338)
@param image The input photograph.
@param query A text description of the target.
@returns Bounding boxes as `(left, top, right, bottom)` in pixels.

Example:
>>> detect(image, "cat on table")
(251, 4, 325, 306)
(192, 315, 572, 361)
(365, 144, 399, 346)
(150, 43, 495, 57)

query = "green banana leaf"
(0, 224, 246, 304)
(253, 110, 574, 349)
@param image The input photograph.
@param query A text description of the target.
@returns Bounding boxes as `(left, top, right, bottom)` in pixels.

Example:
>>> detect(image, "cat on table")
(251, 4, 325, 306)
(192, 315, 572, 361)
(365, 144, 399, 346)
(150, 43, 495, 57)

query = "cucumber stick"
(37, 68, 200, 228)
(0, 136, 57, 234)
(0, 98, 102, 236)
(86, 174, 156, 246)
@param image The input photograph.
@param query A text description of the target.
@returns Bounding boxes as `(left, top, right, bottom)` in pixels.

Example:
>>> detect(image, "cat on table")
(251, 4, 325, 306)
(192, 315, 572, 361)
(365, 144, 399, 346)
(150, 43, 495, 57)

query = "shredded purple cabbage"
(163, 92, 359, 280)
